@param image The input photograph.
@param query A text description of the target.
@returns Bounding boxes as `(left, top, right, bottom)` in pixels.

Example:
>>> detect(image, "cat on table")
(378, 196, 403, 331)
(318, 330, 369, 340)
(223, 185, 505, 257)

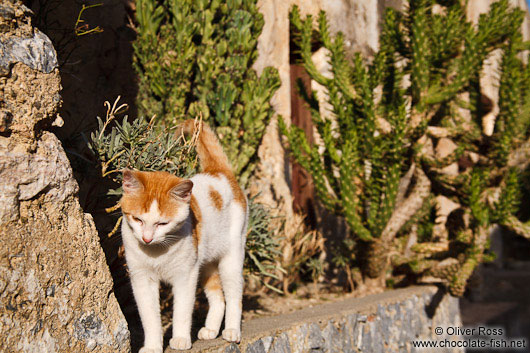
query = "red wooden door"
(290, 64, 317, 228)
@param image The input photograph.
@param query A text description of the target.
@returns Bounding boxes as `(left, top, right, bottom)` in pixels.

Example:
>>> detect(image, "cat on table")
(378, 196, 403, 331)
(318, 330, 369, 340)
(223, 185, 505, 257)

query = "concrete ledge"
(165, 286, 461, 353)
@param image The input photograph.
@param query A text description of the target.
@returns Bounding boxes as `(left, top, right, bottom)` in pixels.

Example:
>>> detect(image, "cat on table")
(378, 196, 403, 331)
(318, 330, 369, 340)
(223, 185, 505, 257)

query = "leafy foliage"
(133, 0, 281, 185)
(244, 197, 284, 293)
(282, 0, 530, 295)
(89, 98, 197, 191)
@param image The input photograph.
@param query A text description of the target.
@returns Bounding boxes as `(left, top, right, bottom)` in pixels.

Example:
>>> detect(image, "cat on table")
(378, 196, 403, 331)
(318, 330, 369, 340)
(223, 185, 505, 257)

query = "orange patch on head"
(209, 187, 223, 210)
(120, 171, 190, 217)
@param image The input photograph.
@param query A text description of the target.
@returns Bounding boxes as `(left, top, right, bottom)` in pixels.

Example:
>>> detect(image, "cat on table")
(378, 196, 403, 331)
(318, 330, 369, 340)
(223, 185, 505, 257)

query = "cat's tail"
(177, 119, 233, 176)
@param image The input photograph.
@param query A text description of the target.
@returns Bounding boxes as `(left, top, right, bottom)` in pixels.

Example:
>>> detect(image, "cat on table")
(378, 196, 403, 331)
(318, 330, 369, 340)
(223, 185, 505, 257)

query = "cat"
(120, 119, 247, 352)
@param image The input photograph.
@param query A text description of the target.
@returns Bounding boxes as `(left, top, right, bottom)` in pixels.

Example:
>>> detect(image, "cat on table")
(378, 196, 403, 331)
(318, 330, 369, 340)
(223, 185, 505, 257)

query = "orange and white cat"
(120, 120, 247, 352)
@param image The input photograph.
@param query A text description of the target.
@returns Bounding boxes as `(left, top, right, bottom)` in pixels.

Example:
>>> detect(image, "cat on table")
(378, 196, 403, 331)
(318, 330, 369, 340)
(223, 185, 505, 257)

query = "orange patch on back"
(178, 120, 247, 209)
(190, 195, 202, 250)
(226, 173, 247, 209)
(209, 187, 223, 210)
(207, 171, 247, 209)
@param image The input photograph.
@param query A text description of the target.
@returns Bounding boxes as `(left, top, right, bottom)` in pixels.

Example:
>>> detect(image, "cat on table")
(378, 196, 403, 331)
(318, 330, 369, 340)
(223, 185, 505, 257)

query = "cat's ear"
(122, 169, 143, 194)
(170, 180, 193, 203)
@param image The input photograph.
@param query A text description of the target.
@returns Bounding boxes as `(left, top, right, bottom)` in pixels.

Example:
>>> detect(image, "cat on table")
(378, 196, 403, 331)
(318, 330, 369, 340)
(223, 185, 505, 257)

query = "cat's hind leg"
(197, 263, 225, 340)
(218, 202, 245, 345)
(218, 249, 244, 343)
(217, 203, 247, 343)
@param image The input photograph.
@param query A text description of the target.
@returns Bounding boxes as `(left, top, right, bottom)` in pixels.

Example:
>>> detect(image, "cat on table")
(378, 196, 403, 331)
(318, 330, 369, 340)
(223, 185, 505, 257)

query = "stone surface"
(0, 62, 62, 142)
(0, 132, 78, 223)
(251, 0, 294, 221)
(166, 286, 462, 353)
(0, 1, 129, 352)
(0, 29, 58, 73)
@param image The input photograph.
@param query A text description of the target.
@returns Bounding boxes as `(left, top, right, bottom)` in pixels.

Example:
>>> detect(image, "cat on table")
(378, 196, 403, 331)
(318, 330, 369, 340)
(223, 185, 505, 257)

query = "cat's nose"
(142, 236, 153, 244)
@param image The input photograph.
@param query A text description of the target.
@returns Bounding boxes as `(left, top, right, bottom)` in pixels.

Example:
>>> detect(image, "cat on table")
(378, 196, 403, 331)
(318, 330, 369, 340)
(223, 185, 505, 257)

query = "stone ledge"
(164, 286, 461, 353)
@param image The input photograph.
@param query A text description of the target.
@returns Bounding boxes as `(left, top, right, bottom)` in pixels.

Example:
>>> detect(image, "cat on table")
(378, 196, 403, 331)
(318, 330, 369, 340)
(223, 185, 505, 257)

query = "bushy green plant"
(133, 0, 280, 185)
(89, 98, 197, 190)
(282, 0, 530, 295)
(245, 197, 284, 293)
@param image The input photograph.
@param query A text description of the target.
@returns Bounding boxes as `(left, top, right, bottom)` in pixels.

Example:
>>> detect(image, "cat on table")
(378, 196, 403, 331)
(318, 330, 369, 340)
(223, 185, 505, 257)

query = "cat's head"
(120, 169, 193, 245)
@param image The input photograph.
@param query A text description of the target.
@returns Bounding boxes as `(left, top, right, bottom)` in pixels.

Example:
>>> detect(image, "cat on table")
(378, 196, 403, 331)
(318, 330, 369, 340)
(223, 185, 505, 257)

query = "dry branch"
(381, 168, 431, 243)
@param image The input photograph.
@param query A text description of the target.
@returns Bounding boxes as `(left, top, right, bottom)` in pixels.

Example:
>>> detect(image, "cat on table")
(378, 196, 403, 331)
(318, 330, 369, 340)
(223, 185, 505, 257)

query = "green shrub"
(281, 0, 530, 295)
(89, 98, 196, 190)
(244, 197, 284, 293)
(133, 0, 280, 185)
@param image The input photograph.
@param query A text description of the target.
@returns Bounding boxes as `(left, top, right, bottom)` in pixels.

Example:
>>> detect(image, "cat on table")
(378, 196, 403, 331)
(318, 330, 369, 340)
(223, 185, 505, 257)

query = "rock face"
(0, 2, 129, 352)
(0, 29, 57, 74)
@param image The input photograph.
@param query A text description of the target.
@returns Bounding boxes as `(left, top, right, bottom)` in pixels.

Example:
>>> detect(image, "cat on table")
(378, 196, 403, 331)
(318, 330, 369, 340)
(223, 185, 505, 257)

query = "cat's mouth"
(136, 219, 189, 247)
(139, 233, 185, 247)
(140, 238, 164, 246)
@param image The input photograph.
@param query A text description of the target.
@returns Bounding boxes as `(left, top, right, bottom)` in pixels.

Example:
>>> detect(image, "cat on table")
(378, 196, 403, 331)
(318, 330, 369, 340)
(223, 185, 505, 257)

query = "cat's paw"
(222, 328, 241, 343)
(169, 336, 192, 350)
(139, 347, 163, 353)
(198, 327, 219, 340)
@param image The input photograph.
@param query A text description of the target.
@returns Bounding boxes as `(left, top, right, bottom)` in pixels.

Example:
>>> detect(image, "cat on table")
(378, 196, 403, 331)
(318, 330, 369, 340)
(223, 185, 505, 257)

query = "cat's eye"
(156, 222, 168, 227)
(131, 216, 143, 225)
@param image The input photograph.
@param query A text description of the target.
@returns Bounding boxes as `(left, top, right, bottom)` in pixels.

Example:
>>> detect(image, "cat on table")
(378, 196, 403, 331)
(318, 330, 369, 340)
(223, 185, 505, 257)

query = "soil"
(158, 283, 383, 337)
(241, 284, 384, 321)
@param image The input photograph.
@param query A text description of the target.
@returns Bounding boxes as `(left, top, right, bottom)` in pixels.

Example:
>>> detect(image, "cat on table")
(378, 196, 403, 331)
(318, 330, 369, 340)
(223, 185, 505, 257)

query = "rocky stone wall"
(166, 286, 462, 353)
(0, 2, 129, 352)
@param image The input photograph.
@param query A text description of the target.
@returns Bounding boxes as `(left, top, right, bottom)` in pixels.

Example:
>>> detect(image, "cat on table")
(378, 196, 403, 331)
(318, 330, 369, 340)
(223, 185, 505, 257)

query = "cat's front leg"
(169, 267, 199, 350)
(129, 271, 163, 353)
